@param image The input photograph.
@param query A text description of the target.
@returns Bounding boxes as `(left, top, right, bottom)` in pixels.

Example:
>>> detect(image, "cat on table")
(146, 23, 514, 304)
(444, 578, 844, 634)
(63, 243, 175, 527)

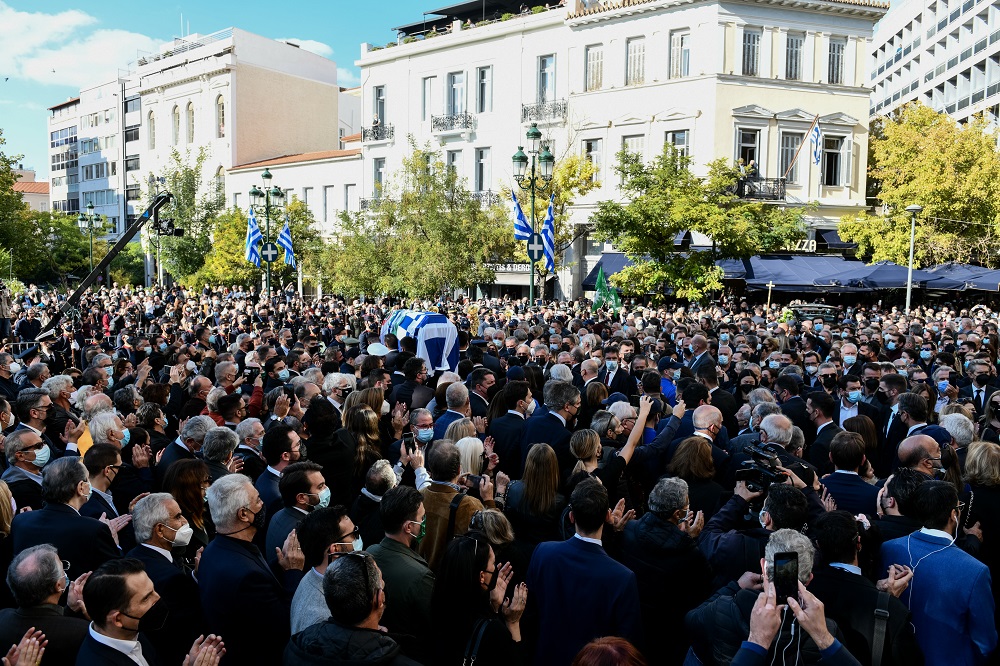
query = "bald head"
(692, 405, 722, 431)
(897, 434, 941, 475)
(691, 334, 708, 354)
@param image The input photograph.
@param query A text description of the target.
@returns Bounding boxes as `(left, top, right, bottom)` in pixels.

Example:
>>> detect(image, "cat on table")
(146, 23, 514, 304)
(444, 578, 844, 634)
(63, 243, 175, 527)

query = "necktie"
(886, 412, 895, 439)
(606, 371, 612, 387)
(976, 389, 984, 412)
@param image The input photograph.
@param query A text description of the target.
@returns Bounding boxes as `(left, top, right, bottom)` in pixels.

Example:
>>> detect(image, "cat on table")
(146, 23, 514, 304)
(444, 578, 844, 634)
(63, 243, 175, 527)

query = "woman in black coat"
(301, 396, 355, 508)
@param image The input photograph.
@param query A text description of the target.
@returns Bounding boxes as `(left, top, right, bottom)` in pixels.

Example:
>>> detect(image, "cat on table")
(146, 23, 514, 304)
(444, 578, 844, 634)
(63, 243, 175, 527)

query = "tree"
(6, 210, 111, 287)
(324, 143, 521, 298)
(195, 199, 323, 289)
(150, 148, 225, 280)
(590, 145, 806, 300)
(839, 102, 1000, 267)
(0, 128, 25, 231)
(109, 244, 146, 286)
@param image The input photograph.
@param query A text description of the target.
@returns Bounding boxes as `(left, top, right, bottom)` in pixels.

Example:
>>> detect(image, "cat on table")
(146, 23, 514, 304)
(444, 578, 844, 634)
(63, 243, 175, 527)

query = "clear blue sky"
(0, 0, 419, 179)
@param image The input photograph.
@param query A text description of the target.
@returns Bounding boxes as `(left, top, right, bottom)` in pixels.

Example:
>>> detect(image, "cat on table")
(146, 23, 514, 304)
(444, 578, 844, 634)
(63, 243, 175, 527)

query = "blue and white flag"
(245, 207, 262, 267)
(541, 194, 555, 273)
(512, 191, 532, 241)
(809, 124, 823, 166)
(277, 216, 296, 268)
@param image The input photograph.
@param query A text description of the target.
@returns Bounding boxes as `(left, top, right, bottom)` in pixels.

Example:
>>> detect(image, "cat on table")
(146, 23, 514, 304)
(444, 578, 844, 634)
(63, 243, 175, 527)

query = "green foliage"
(531, 5, 546, 13)
(151, 148, 225, 281)
(325, 142, 520, 298)
(839, 102, 1000, 267)
(109, 244, 147, 286)
(0, 128, 25, 231)
(3, 210, 112, 286)
(501, 12, 514, 20)
(402, 36, 418, 44)
(591, 145, 806, 300)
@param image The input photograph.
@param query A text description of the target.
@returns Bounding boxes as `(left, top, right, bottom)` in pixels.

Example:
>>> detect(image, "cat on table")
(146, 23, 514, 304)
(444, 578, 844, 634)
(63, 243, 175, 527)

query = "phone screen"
(402, 431, 415, 454)
(773, 551, 799, 602)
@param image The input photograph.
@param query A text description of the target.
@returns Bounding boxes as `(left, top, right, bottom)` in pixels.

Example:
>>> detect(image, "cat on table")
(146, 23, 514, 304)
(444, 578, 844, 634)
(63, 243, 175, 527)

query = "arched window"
(213, 165, 225, 203)
(216, 96, 225, 138)
(148, 112, 155, 149)
(171, 106, 180, 146)
(186, 103, 195, 144)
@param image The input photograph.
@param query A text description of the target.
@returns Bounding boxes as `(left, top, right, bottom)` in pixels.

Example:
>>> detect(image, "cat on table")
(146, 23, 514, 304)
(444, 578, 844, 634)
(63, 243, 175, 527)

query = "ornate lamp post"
(512, 123, 555, 304)
(77, 202, 99, 273)
(248, 168, 286, 301)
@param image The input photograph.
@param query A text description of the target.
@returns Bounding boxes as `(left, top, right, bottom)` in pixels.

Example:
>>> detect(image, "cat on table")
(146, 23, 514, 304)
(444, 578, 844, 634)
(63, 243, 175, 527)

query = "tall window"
(823, 136, 845, 186)
(585, 45, 603, 92)
(344, 184, 356, 211)
(213, 166, 225, 202)
(373, 158, 385, 194)
(447, 150, 462, 174)
(626, 38, 645, 85)
(622, 135, 645, 157)
(780, 132, 803, 182)
(583, 139, 602, 182)
(475, 148, 491, 192)
(737, 128, 759, 164)
(422, 77, 436, 121)
(186, 103, 195, 144)
(786, 33, 803, 80)
(447, 72, 466, 114)
(742, 29, 762, 77)
(477, 67, 493, 113)
(828, 37, 847, 84)
(216, 96, 225, 138)
(373, 86, 386, 123)
(666, 129, 690, 158)
(538, 55, 556, 103)
(172, 106, 180, 145)
(670, 31, 690, 78)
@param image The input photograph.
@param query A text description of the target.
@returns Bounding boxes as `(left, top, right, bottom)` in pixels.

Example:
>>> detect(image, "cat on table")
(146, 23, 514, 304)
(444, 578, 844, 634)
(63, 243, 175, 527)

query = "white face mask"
(525, 400, 536, 416)
(8, 362, 21, 375)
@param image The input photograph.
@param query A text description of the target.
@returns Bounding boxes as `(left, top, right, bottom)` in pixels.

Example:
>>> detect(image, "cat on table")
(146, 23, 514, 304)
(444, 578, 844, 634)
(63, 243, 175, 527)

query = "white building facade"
(356, 0, 887, 298)
(870, 0, 1000, 123)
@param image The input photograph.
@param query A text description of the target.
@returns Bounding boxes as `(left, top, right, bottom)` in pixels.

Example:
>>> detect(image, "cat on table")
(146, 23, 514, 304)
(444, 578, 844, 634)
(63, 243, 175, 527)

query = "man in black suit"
(387, 357, 435, 410)
(891, 393, 930, 471)
(597, 345, 637, 398)
(819, 433, 880, 516)
(10, 457, 122, 579)
(687, 334, 716, 377)
(200, 473, 305, 665)
(698, 365, 738, 435)
(266, 461, 328, 557)
(959, 359, 995, 418)
(257, 423, 304, 527)
(466, 367, 495, 419)
(233, 418, 267, 483)
(806, 391, 844, 476)
(153, 414, 214, 490)
(127, 493, 204, 666)
(832, 374, 883, 430)
(873, 468, 926, 541)
(810, 511, 923, 666)
(486, 380, 532, 479)
(0, 544, 88, 665)
(521, 380, 580, 476)
(775, 374, 815, 445)
(1, 429, 47, 510)
(15, 387, 74, 457)
(82, 444, 137, 553)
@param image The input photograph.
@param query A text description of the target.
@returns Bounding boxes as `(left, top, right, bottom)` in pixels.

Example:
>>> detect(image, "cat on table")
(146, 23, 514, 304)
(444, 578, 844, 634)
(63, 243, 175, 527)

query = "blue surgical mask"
(105, 366, 114, 378)
(932, 326, 940, 332)
(606, 360, 618, 372)
(886, 342, 896, 351)
(672, 370, 681, 380)
(209, 335, 217, 344)
(314, 487, 331, 509)
(937, 380, 950, 393)
(278, 369, 290, 381)
(159, 342, 168, 352)
(144, 346, 152, 354)
(720, 333, 729, 342)
(843, 355, 856, 366)
(120, 429, 131, 447)
(416, 427, 434, 443)
(549, 327, 556, 335)
(841, 332, 850, 339)
(31, 444, 51, 468)
(847, 390, 862, 404)
(768, 360, 780, 370)
(920, 350, 932, 360)
(718, 355, 729, 365)
(986, 338, 992, 345)
(805, 365, 818, 375)
(688, 344, 695, 354)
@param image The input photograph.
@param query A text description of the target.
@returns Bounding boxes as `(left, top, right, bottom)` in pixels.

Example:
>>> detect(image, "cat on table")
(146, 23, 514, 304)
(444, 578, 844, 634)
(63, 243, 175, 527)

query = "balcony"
(736, 178, 786, 201)
(521, 99, 567, 123)
(362, 124, 394, 143)
(471, 190, 501, 207)
(431, 112, 475, 133)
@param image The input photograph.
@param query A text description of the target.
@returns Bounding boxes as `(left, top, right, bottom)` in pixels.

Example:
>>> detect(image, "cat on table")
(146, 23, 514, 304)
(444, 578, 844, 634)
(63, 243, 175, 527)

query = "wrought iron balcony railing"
(362, 124, 394, 142)
(431, 112, 475, 131)
(521, 99, 568, 123)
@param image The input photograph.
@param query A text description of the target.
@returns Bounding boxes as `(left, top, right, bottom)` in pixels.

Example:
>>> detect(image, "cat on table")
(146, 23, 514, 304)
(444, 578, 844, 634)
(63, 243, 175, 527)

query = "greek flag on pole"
(809, 124, 823, 166)
(380, 309, 459, 372)
(541, 194, 555, 273)
(512, 191, 531, 241)
(245, 208, 262, 267)
(277, 216, 296, 268)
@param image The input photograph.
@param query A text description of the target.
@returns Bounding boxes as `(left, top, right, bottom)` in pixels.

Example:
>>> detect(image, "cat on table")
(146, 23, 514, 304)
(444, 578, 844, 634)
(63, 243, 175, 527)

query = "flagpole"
(783, 114, 819, 181)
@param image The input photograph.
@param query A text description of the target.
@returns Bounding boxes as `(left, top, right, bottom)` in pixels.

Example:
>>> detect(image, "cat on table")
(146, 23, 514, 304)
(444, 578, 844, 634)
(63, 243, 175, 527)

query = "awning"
(816, 229, 858, 250)
(746, 255, 868, 292)
(927, 263, 1000, 292)
(812, 260, 945, 290)
(582, 253, 633, 290)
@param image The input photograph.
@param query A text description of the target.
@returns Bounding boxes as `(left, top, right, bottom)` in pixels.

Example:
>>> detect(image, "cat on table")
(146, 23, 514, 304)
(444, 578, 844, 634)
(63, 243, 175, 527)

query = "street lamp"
(248, 168, 286, 301)
(512, 122, 555, 305)
(77, 202, 99, 273)
(904, 204, 923, 315)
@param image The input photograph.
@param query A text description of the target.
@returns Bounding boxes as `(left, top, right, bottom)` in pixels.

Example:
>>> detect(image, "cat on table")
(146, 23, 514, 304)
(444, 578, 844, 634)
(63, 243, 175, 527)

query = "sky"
(0, 0, 419, 180)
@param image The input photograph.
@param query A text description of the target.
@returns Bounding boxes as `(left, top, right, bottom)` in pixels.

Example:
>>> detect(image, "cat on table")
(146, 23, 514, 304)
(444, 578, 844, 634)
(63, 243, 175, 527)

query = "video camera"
(734, 444, 789, 494)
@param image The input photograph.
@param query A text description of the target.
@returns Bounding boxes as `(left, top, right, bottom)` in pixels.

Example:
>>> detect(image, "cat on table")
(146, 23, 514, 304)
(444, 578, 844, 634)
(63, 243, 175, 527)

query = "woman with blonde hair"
(456, 436, 499, 479)
(503, 443, 566, 544)
(668, 436, 725, 520)
(445, 417, 477, 443)
(964, 440, 1000, 626)
(337, 404, 385, 499)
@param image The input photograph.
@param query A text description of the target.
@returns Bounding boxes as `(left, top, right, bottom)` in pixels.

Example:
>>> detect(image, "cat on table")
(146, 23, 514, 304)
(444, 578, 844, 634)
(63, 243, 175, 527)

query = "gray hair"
(590, 410, 616, 437)
(790, 426, 805, 452)
(748, 388, 778, 408)
(181, 415, 216, 446)
(437, 372, 461, 385)
(202, 427, 239, 463)
(940, 413, 975, 447)
(302, 367, 324, 386)
(132, 492, 175, 543)
(648, 477, 688, 515)
(214, 361, 236, 384)
(207, 474, 253, 531)
(760, 414, 793, 447)
(6, 544, 62, 607)
(323, 372, 355, 396)
(90, 353, 112, 369)
(364, 459, 397, 496)
(88, 411, 122, 446)
(445, 382, 470, 410)
(409, 408, 431, 426)
(82, 393, 114, 421)
(765, 528, 815, 583)
(323, 550, 382, 625)
(752, 402, 783, 422)
(113, 385, 141, 415)
(235, 418, 262, 444)
(548, 364, 573, 383)
(5, 430, 39, 464)
(73, 386, 94, 410)
(205, 387, 226, 414)
(692, 405, 722, 430)
(42, 375, 74, 401)
(607, 401, 636, 422)
(41, 457, 87, 505)
(543, 380, 579, 411)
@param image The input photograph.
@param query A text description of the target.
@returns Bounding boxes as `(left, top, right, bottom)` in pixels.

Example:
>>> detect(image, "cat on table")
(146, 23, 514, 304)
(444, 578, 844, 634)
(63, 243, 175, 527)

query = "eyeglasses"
(334, 525, 361, 543)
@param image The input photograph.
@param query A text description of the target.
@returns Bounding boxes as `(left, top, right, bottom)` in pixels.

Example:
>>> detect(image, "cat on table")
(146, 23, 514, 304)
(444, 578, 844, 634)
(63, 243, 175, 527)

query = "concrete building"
(12, 168, 49, 213)
(355, 0, 888, 298)
(870, 0, 1000, 124)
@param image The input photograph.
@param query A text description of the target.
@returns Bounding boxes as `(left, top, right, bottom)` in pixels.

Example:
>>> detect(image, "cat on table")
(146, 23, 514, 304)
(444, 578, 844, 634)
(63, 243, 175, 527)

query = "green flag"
(592, 264, 621, 312)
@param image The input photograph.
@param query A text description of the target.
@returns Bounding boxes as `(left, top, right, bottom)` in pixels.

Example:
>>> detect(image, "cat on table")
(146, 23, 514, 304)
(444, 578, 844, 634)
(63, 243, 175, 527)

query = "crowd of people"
(0, 282, 997, 665)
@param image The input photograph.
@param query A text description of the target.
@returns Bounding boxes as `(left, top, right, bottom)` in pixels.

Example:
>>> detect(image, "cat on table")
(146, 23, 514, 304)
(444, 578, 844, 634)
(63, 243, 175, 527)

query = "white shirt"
(141, 543, 173, 563)
(551, 412, 567, 426)
(506, 410, 526, 420)
(266, 465, 283, 478)
(838, 400, 858, 428)
(573, 533, 603, 547)
(88, 623, 150, 666)
(828, 562, 862, 576)
(919, 527, 955, 541)
(833, 469, 859, 476)
(92, 487, 117, 516)
(816, 420, 835, 435)
(907, 422, 927, 436)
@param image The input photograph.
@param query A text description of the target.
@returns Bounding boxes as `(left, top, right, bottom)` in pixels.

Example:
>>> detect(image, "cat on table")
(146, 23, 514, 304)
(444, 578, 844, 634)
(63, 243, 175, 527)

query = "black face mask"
(864, 378, 880, 392)
(740, 384, 755, 394)
(875, 390, 889, 405)
(123, 599, 170, 633)
(976, 373, 991, 387)
(821, 376, 838, 389)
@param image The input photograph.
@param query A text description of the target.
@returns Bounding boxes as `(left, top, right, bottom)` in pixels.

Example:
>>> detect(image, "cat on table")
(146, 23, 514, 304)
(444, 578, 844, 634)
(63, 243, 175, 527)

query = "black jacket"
(11, 503, 120, 577)
(285, 620, 421, 665)
(487, 412, 527, 479)
(620, 512, 714, 664)
(308, 428, 356, 509)
(0, 604, 87, 666)
(75, 631, 159, 666)
(350, 493, 385, 550)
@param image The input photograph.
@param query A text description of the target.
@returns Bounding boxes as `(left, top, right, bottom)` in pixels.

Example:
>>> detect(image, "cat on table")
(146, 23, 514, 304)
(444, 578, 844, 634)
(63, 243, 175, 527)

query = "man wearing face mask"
(267, 461, 330, 557)
(127, 493, 204, 666)
(368, 486, 435, 650)
(15, 387, 73, 458)
(388, 357, 435, 411)
(200, 473, 305, 665)
(832, 374, 883, 432)
(598, 346, 637, 398)
(959, 359, 995, 418)
(0, 353, 22, 402)
(10, 457, 122, 575)
(520, 381, 580, 476)
(82, 444, 138, 553)
(264, 356, 291, 393)
(486, 383, 532, 479)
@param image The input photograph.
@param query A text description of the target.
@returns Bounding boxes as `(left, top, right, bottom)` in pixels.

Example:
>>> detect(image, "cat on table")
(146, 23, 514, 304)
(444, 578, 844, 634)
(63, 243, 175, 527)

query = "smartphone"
(402, 431, 415, 454)
(772, 551, 799, 602)
(629, 395, 640, 409)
